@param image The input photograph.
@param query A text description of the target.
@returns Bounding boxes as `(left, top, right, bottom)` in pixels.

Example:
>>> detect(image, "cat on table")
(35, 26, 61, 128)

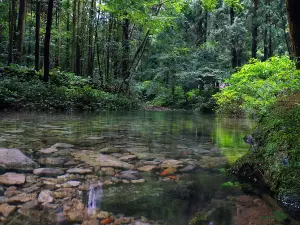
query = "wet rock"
(4, 187, 21, 198)
(33, 168, 64, 176)
(73, 151, 134, 169)
(64, 160, 78, 166)
(0, 173, 26, 185)
(23, 183, 41, 193)
(111, 177, 121, 183)
(180, 164, 197, 172)
(53, 188, 73, 199)
(0, 148, 39, 171)
(117, 170, 140, 180)
(100, 147, 122, 154)
(134, 153, 156, 160)
(39, 157, 65, 166)
(131, 179, 145, 184)
(39, 147, 58, 154)
(278, 193, 300, 218)
(26, 175, 38, 183)
(18, 200, 38, 216)
(7, 193, 37, 203)
(0, 203, 16, 217)
(67, 168, 93, 174)
(51, 143, 74, 149)
(38, 190, 53, 203)
(82, 218, 99, 225)
(114, 217, 134, 224)
(142, 161, 160, 166)
(63, 199, 87, 222)
(135, 221, 150, 225)
(199, 156, 227, 169)
(160, 167, 177, 176)
(101, 167, 115, 176)
(0, 197, 6, 204)
(119, 155, 137, 161)
(63, 181, 81, 187)
(137, 165, 157, 172)
(161, 159, 183, 168)
(97, 211, 111, 219)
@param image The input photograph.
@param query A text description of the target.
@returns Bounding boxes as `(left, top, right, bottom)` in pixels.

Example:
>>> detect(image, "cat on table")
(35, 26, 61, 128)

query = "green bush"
(214, 56, 300, 117)
(0, 66, 138, 111)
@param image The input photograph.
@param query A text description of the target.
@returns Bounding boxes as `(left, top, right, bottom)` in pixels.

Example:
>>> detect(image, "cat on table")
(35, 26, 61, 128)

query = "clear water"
(0, 111, 256, 224)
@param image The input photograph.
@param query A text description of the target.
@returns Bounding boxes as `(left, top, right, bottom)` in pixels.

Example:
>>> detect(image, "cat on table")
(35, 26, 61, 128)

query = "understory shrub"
(0, 66, 138, 111)
(214, 56, 300, 117)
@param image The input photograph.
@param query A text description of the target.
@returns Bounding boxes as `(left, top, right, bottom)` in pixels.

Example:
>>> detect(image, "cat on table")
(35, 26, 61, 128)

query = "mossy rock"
(230, 93, 300, 218)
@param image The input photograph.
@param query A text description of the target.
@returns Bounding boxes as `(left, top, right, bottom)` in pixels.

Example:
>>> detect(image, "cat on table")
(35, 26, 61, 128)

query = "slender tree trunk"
(44, 0, 54, 82)
(72, 0, 77, 72)
(286, 0, 300, 69)
(35, 0, 40, 71)
(106, 17, 112, 83)
(8, 0, 17, 65)
(87, 0, 95, 76)
(65, 0, 70, 70)
(268, 25, 273, 57)
(230, 7, 238, 69)
(75, 0, 81, 75)
(251, 0, 259, 58)
(55, 5, 61, 67)
(16, 0, 27, 63)
(121, 18, 130, 91)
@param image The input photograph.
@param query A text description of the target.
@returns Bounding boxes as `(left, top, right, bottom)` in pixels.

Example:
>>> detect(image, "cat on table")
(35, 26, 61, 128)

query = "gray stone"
(0, 148, 38, 171)
(38, 190, 53, 203)
(51, 143, 74, 149)
(67, 168, 93, 174)
(33, 168, 64, 176)
(161, 159, 183, 168)
(0, 173, 26, 185)
(73, 151, 134, 169)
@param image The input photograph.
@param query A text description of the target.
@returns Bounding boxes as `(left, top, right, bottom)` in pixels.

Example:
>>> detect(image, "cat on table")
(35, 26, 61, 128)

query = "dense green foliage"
(0, 66, 138, 111)
(214, 57, 300, 117)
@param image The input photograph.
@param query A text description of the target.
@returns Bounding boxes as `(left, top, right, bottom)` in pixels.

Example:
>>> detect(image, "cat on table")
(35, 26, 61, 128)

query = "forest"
(1, 0, 300, 224)
(0, 0, 298, 112)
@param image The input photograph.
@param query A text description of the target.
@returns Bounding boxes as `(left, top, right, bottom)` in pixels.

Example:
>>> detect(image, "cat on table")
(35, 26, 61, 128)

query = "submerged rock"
(73, 151, 134, 169)
(51, 143, 74, 149)
(161, 159, 183, 168)
(38, 190, 53, 204)
(7, 193, 37, 203)
(67, 168, 93, 174)
(33, 168, 64, 176)
(0, 148, 38, 171)
(0, 173, 26, 185)
(0, 203, 16, 217)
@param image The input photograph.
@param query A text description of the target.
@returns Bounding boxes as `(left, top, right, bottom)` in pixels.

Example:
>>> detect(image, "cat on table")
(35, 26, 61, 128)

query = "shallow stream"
(0, 111, 279, 225)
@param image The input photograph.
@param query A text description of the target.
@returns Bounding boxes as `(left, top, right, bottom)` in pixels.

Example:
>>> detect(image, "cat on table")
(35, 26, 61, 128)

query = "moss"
(231, 93, 300, 218)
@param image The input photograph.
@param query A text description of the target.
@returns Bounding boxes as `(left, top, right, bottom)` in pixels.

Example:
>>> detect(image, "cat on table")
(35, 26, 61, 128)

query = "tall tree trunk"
(121, 18, 130, 91)
(106, 17, 112, 84)
(263, 28, 268, 60)
(268, 25, 273, 57)
(8, 0, 17, 65)
(251, 0, 259, 58)
(65, 0, 70, 70)
(72, 0, 76, 72)
(35, 0, 40, 71)
(55, 4, 61, 68)
(75, 0, 81, 75)
(87, 0, 95, 76)
(230, 7, 238, 69)
(16, 0, 27, 63)
(44, 0, 54, 82)
(286, 0, 300, 69)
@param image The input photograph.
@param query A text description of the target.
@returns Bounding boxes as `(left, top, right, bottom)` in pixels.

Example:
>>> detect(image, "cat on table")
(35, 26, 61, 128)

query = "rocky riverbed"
(0, 112, 286, 225)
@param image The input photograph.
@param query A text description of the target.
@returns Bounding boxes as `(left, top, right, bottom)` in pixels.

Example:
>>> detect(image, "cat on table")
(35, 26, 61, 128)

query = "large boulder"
(0, 148, 39, 171)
